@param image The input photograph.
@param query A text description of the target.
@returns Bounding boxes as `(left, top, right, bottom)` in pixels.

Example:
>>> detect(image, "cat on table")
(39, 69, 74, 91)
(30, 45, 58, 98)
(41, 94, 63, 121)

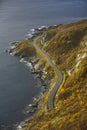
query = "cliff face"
(25, 20, 87, 130)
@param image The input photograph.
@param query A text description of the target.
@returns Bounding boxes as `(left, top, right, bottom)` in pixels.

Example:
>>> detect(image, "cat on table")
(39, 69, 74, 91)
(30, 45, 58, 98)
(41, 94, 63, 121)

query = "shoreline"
(15, 58, 51, 130)
(5, 19, 87, 130)
(8, 48, 49, 130)
(7, 24, 62, 130)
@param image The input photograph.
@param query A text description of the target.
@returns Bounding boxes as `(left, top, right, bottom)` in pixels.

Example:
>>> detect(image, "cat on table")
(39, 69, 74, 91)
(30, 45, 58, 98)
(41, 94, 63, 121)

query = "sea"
(0, 0, 87, 129)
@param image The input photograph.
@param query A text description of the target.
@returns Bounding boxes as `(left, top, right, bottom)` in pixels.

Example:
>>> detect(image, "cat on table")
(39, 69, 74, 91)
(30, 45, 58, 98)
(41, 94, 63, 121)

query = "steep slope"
(25, 20, 87, 130)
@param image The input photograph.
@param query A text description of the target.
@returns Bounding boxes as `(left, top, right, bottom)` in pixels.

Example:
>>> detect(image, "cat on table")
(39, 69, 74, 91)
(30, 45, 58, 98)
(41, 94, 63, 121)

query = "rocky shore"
(7, 24, 61, 130)
(9, 56, 50, 130)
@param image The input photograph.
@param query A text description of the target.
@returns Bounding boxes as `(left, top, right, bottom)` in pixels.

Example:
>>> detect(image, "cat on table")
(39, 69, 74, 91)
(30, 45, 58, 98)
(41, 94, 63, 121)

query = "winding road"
(33, 36, 63, 109)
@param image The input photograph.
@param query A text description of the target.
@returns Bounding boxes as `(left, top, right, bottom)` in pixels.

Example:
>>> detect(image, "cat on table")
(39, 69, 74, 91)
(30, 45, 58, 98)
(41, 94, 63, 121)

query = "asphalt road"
(33, 36, 63, 109)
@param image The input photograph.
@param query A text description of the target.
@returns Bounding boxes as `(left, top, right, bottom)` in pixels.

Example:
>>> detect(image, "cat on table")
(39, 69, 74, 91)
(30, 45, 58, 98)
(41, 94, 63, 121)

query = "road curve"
(33, 36, 63, 109)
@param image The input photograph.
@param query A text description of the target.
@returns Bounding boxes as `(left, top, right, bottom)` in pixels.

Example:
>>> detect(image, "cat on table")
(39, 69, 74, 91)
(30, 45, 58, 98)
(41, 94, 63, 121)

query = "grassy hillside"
(11, 40, 36, 57)
(24, 20, 87, 130)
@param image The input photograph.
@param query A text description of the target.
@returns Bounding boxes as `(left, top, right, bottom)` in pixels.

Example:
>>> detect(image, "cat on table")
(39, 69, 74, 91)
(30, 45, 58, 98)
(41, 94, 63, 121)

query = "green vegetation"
(43, 29, 57, 41)
(11, 20, 87, 130)
(43, 20, 87, 69)
(12, 40, 36, 57)
(25, 20, 87, 130)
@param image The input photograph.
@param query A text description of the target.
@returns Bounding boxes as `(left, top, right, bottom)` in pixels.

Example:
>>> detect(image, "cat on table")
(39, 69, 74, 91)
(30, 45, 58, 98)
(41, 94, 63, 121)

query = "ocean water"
(0, 0, 87, 129)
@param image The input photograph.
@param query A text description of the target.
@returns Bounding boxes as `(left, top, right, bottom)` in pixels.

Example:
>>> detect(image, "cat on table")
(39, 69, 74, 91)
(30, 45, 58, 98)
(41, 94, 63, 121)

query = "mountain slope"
(25, 20, 87, 130)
